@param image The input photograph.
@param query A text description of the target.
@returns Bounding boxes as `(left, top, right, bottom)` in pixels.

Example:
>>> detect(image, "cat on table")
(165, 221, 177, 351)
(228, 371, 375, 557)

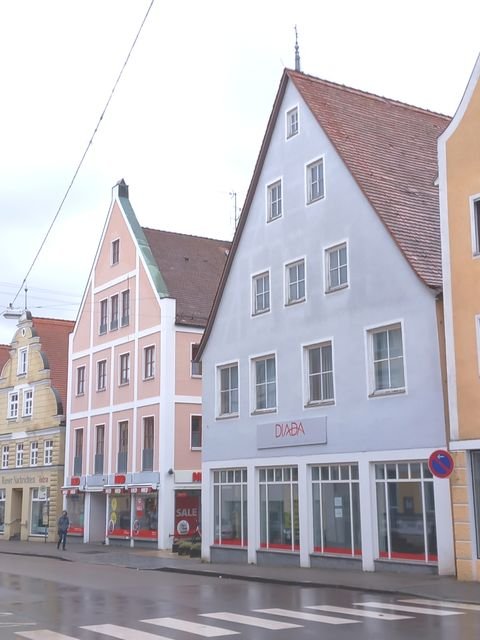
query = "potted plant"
(189, 542, 201, 558)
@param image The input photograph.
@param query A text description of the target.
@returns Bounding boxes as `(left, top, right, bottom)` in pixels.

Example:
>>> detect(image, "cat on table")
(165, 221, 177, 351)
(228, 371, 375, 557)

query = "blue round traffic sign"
(428, 449, 454, 478)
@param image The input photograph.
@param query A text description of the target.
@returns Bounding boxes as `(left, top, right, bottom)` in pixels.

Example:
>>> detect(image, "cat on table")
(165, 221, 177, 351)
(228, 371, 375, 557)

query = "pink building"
(64, 180, 230, 547)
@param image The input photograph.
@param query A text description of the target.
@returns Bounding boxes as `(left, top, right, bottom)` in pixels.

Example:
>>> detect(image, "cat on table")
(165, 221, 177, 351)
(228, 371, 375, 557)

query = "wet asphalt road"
(0, 553, 479, 639)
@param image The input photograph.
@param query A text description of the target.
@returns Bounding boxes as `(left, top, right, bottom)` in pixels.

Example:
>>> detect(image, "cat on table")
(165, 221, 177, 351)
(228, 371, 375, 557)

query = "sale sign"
(175, 492, 200, 537)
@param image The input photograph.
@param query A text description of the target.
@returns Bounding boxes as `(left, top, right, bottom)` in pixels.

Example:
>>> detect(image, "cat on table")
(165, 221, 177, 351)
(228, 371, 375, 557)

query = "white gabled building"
(197, 68, 456, 574)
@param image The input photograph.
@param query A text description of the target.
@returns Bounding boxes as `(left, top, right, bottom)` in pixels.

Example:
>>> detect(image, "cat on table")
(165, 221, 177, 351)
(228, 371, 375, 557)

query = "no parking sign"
(428, 449, 454, 479)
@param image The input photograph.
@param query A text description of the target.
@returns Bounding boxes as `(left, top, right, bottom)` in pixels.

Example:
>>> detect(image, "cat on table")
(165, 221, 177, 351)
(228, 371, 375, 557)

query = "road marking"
(307, 604, 413, 620)
(254, 608, 359, 625)
(354, 602, 464, 616)
(400, 598, 480, 611)
(142, 617, 239, 636)
(15, 631, 79, 640)
(82, 624, 171, 640)
(200, 611, 302, 629)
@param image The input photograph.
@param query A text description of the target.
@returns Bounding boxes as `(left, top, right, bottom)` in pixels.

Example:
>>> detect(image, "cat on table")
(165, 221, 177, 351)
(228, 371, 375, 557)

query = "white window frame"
(144, 345, 155, 380)
(286, 106, 299, 138)
(217, 361, 239, 418)
(306, 156, 325, 204)
(76, 366, 85, 396)
(285, 257, 306, 305)
(303, 339, 335, 406)
(97, 359, 107, 391)
(190, 414, 202, 450)
(8, 391, 19, 419)
(251, 353, 277, 414)
(267, 179, 282, 222)
(191, 342, 202, 377)
(121, 289, 130, 327)
(99, 299, 108, 335)
(23, 388, 33, 416)
(16, 443, 24, 467)
(44, 440, 53, 465)
(252, 270, 271, 316)
(325, 241, 349, 292)
(366, 321, 406, 397)
(470, 195, 480, 257)
(119, 352, 130, 385)
(112, 238, 120, 265)
(2, 445, 9, 469)
(18, 347, 28, 375)
(110, 294, 119, 331)
(30, 441, 39, 466)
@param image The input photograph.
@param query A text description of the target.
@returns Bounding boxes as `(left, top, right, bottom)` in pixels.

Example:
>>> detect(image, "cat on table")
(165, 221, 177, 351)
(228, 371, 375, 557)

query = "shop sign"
(0, 473, 50, 486)
(175, 493, 200, 537)
(192, 471, 202, 482)
(257, 417, 327, 449)
(114, 474, 126, 484)
(71, 477, 81, 486)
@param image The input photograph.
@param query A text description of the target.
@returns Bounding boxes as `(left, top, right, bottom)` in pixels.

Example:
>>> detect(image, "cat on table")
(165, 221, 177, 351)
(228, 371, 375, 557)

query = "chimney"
(113, 178, 129, 199)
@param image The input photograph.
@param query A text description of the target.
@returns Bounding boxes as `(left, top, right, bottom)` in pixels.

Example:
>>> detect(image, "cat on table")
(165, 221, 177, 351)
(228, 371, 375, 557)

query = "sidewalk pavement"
(1, 538, 479, 604)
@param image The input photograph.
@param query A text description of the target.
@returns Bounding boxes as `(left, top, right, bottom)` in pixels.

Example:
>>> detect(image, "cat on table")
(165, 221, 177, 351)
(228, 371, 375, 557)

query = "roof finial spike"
(294, 25, 301, 72)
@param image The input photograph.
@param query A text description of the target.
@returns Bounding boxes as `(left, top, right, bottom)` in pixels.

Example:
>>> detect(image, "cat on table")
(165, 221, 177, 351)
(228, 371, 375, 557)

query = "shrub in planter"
(189, 542, 201, 558)
(171, 538, 181, 553)
(178, 541, 192, 556)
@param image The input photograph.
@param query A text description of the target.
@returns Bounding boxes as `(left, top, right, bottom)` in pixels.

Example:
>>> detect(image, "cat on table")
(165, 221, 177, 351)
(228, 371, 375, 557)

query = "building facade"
(0, 313, 73, 542)
(438, 53, 480, 580)
(64, 180, 229, 547)
(198, 69, 456, 574)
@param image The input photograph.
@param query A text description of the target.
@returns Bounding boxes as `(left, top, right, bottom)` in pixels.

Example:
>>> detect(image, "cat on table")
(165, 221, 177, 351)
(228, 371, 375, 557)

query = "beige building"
(438, 53, 480, 580)
(0, 312, 73, 542)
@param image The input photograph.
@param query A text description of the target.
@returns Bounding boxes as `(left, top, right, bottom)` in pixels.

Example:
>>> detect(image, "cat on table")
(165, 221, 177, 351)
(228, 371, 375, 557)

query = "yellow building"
(438, 53, 480, 580)
(0, 312, 73, 542)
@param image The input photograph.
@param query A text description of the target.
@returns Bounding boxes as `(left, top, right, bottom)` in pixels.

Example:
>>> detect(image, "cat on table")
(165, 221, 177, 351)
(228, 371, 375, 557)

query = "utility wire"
(8, 0, 156, 309)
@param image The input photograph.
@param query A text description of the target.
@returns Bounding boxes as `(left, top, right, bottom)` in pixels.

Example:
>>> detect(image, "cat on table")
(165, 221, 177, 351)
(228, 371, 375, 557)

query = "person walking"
(57, 510, 69, 550)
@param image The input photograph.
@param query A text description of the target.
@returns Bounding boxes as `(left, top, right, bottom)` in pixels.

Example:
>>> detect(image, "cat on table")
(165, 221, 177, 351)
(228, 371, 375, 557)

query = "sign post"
(428, 449, 454, 479)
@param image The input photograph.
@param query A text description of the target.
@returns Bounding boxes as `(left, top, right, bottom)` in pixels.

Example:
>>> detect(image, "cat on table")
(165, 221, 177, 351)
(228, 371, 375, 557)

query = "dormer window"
(112, 239, 120, 265)
(286, 106, 299, 138)
(18, 348, 27, 375)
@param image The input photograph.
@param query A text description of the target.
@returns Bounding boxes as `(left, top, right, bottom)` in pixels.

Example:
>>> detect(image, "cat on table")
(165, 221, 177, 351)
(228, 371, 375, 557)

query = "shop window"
(259, 466, 299, 551)
(375, 461, 437, 563)
(66, 492, 85, 535)
(0, 489, 5, 532)
(31, 487, 49, 536)
(213, 469, 247, 547)
(133, 494, 158, 539)
(108, 493, 131, 537)
(312, 464, 361, 556)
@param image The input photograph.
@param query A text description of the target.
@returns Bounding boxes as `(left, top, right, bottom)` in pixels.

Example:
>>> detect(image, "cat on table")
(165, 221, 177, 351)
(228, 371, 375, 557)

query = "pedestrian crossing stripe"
(200, 611, 302, 629)
(16, 631, 79, 640)
(254, 608, 360, 624)
(141, 617, 240, 636)
(400, 598, 480, 611)
(82, 624, 170, 640)
(353, 602, 464, 616)
(307, 604, 413, 620)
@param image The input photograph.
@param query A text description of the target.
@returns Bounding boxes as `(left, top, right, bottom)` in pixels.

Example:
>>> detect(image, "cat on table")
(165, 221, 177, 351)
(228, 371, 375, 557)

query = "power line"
(8, 0, 156, 310)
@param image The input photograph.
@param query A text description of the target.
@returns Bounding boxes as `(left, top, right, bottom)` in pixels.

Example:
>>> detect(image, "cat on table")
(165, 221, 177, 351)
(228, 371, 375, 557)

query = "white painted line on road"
(200, 611, 303, 629)
(82, 624, 171, 640)
(254, 608, 359, 625)
(400, 598, 480, 611)
(307, 604, 413, 620)
(354, 602, 464, 616)
(15, 631, 79, 640)
(142, 617, 240, 636)
(0, 612, 13, 615)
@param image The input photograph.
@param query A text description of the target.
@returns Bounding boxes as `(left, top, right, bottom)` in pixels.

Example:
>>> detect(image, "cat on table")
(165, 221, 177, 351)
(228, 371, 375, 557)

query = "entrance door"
(174, 490, 200, 539)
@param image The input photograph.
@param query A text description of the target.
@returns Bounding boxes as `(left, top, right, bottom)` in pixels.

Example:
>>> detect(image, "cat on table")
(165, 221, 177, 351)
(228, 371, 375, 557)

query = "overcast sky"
(1, 0, 479, 344)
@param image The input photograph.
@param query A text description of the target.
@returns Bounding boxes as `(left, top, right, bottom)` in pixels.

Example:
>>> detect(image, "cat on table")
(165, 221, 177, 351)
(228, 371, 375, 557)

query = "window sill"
(251, 309, 270, 317)
(143, 376, 155, 382)
(96, 388, 106, 393)
(191, 375, 202, 379)
(304, 399, 335, 408)
(119, 382, 130, 387)
(75, 393, 85, 398)
(369, 388, 406, 398)
(216, 413, 239, 421)
(191, 447, 202, 452)
(285, 298, 305, 307)
(307, 195, 325, 205)
(325, 284, 348, 294)
(266, 215, 282, 224)
(251, 408, 277, 416)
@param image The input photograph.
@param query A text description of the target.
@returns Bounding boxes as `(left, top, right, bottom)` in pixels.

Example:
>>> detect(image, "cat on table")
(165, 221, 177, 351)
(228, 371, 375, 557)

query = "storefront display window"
(259, 466, 299, 551)
(312, 464, 361, 556)
(213, 469, 247, 546)
(132, 493, 158, 539)
(376, 461, 437, 562)
(66, 493, 85, 535)
(0, 489, 5, 533)
(107, 493, 131, 537)
(31, 487, 49, 536)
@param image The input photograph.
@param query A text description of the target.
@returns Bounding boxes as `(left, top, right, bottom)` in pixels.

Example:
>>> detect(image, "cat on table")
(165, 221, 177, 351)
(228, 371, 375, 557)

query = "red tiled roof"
(288, 70, 450, 288)
(0, 344, 10, 374)
(142, 228, 230, 327)
(31, 317, 74, 411)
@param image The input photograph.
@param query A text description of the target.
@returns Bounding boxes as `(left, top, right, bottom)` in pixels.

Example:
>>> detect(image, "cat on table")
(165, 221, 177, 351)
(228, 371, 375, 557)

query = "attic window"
(112, 239, 120, 265)
(286, 107, 299, 138)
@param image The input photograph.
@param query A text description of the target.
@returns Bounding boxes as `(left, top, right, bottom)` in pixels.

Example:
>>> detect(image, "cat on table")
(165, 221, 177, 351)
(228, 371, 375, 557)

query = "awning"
(62, 488, 78, 495)
(130, 486, 156, 494)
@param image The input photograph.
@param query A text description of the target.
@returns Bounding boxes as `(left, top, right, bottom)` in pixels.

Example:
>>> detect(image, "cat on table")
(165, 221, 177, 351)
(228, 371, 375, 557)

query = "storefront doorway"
(175, 489, 201, 539)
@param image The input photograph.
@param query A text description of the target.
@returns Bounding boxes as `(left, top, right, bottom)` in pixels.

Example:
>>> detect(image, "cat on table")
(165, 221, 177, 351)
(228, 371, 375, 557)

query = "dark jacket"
(57, 514, 69, 533)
